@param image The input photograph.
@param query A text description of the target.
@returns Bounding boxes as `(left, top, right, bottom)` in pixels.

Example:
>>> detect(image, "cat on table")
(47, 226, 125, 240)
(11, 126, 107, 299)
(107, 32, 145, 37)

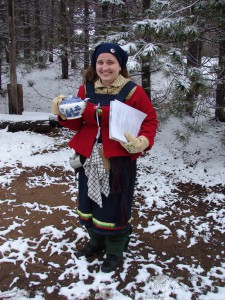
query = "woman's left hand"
(120, 132, 149, 153)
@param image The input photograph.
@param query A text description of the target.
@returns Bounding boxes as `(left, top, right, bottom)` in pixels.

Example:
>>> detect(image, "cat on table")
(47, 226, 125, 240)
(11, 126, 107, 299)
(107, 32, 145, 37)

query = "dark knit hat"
(91, 43, 128, 70)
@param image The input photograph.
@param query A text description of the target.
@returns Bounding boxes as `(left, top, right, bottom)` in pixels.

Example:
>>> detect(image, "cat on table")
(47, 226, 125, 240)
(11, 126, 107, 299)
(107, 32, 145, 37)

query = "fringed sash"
(110, 156, 133, 226)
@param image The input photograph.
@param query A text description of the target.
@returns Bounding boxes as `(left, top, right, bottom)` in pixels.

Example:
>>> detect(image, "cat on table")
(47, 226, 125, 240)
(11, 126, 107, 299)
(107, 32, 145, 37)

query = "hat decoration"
(91, 43, 128, 70)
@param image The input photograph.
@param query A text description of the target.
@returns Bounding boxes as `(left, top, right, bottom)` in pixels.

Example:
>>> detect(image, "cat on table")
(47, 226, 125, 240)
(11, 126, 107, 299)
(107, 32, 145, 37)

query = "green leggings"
(87, 227, 131, 257)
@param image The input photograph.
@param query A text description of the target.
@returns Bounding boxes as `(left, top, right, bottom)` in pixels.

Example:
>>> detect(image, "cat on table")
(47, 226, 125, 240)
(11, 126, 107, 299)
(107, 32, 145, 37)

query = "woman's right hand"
(52, 95, 67, 120)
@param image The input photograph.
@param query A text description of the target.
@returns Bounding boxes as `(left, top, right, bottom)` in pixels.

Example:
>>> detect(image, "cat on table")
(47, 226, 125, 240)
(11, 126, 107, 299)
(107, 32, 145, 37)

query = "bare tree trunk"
(7, 0, 20, 114)
(34, 1, 42, 60)
(60, 0, 68, 79)
(22, 0, 31, 59)
(141, 0, 151, 98)
(93, 1, 109, 41)
(215, 38, 225, 121)
(48, 0, 55, 63)
(214, 4, 225, 121)
(186, 39, 202, 116)
(83, 0, 90, 70)
(0, 57, 2, 90)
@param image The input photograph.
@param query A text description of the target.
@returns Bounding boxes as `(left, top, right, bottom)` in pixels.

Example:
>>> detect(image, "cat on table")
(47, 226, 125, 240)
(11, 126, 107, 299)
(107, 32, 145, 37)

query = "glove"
(52, 95, 67, 120)
(120, 132, 149, 153)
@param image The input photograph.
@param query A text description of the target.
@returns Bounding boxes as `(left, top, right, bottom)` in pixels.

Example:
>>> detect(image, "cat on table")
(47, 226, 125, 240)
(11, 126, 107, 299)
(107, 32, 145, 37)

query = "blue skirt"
(77, 157, 137, 235)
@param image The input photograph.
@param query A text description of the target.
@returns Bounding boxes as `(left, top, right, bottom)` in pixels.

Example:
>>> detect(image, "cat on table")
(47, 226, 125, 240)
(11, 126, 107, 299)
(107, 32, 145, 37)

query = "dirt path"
(0, 164, 225, 299)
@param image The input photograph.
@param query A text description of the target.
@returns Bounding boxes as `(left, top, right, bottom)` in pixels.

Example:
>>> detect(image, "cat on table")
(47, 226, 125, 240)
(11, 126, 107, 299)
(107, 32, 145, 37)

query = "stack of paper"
(109, 100, 147, 143)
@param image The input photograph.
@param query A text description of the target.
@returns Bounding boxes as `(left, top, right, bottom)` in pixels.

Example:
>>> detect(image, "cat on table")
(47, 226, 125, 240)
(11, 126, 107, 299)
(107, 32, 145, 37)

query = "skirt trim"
(77, 209, 92, 220)
(77, 208, 132, 231)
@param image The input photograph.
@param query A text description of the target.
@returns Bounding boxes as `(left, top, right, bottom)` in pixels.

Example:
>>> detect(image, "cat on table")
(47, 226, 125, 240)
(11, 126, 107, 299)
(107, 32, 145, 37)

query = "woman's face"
(96, 53, 121, 86)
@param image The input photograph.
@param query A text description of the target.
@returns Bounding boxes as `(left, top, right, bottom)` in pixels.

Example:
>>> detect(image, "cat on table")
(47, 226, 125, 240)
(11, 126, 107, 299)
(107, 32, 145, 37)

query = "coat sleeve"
(126, 86, 158, 150)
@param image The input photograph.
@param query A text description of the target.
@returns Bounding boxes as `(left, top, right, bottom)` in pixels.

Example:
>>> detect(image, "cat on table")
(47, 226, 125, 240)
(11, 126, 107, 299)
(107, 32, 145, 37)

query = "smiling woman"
(51, 42, 158, 273)
(96, 53, 121, 86)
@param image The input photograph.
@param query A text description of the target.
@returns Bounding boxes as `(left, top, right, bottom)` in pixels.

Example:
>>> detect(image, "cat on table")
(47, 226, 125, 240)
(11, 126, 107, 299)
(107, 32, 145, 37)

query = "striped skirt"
(77, 156, 137, 235)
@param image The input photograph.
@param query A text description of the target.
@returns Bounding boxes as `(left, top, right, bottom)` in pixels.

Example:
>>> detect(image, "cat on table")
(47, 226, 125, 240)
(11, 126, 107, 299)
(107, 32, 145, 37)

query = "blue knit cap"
(91, 43, 128, 70)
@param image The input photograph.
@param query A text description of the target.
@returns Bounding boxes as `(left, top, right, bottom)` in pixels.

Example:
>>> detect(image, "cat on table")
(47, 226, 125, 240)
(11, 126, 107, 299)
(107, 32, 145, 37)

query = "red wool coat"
(58, 84, 158, 159)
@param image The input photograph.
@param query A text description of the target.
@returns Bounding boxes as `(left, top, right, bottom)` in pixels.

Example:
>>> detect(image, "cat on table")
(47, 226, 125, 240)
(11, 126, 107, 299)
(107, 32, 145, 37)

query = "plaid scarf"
(83, 143, 110, 207)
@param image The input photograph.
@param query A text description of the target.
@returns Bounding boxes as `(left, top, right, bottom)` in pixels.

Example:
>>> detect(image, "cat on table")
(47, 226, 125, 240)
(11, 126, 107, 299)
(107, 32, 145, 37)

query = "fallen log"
(0, 118, 61, 133)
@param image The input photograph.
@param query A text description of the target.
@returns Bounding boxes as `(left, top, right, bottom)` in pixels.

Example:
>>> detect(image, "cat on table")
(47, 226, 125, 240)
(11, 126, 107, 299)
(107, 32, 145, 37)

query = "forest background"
(0, 0, 225, 134)
(0, 1, 225, 299)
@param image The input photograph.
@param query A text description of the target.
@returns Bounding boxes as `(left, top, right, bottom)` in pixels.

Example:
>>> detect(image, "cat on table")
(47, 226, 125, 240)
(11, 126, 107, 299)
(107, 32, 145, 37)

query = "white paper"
(109, 100, 147, 143)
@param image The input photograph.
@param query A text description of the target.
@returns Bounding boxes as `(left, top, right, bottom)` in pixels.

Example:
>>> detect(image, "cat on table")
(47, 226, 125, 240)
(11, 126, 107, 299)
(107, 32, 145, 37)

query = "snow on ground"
(0, 61, 225, 299)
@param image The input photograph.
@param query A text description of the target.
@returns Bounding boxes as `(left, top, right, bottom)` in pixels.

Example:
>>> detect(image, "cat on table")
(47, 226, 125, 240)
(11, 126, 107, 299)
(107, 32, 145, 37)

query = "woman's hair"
(83, 65, 130, 83)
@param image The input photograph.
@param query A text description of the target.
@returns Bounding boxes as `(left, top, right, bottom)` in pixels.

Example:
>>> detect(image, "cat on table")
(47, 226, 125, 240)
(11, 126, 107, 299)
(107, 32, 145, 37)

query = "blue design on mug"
(59, 95, 88, 119)
(60, 105, 82, 118)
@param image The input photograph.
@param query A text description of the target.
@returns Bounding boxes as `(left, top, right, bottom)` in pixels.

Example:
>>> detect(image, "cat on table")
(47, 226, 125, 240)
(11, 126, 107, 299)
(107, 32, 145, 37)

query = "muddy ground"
(0, 131, 224, 300)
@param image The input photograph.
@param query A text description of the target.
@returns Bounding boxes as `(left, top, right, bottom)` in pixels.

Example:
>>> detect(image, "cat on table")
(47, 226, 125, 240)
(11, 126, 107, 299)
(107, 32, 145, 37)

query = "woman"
(52, 43, 158, 273)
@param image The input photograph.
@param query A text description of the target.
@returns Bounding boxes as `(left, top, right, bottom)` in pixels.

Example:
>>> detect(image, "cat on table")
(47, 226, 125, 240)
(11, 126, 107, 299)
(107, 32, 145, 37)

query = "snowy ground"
(0, 61, 225, 299)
